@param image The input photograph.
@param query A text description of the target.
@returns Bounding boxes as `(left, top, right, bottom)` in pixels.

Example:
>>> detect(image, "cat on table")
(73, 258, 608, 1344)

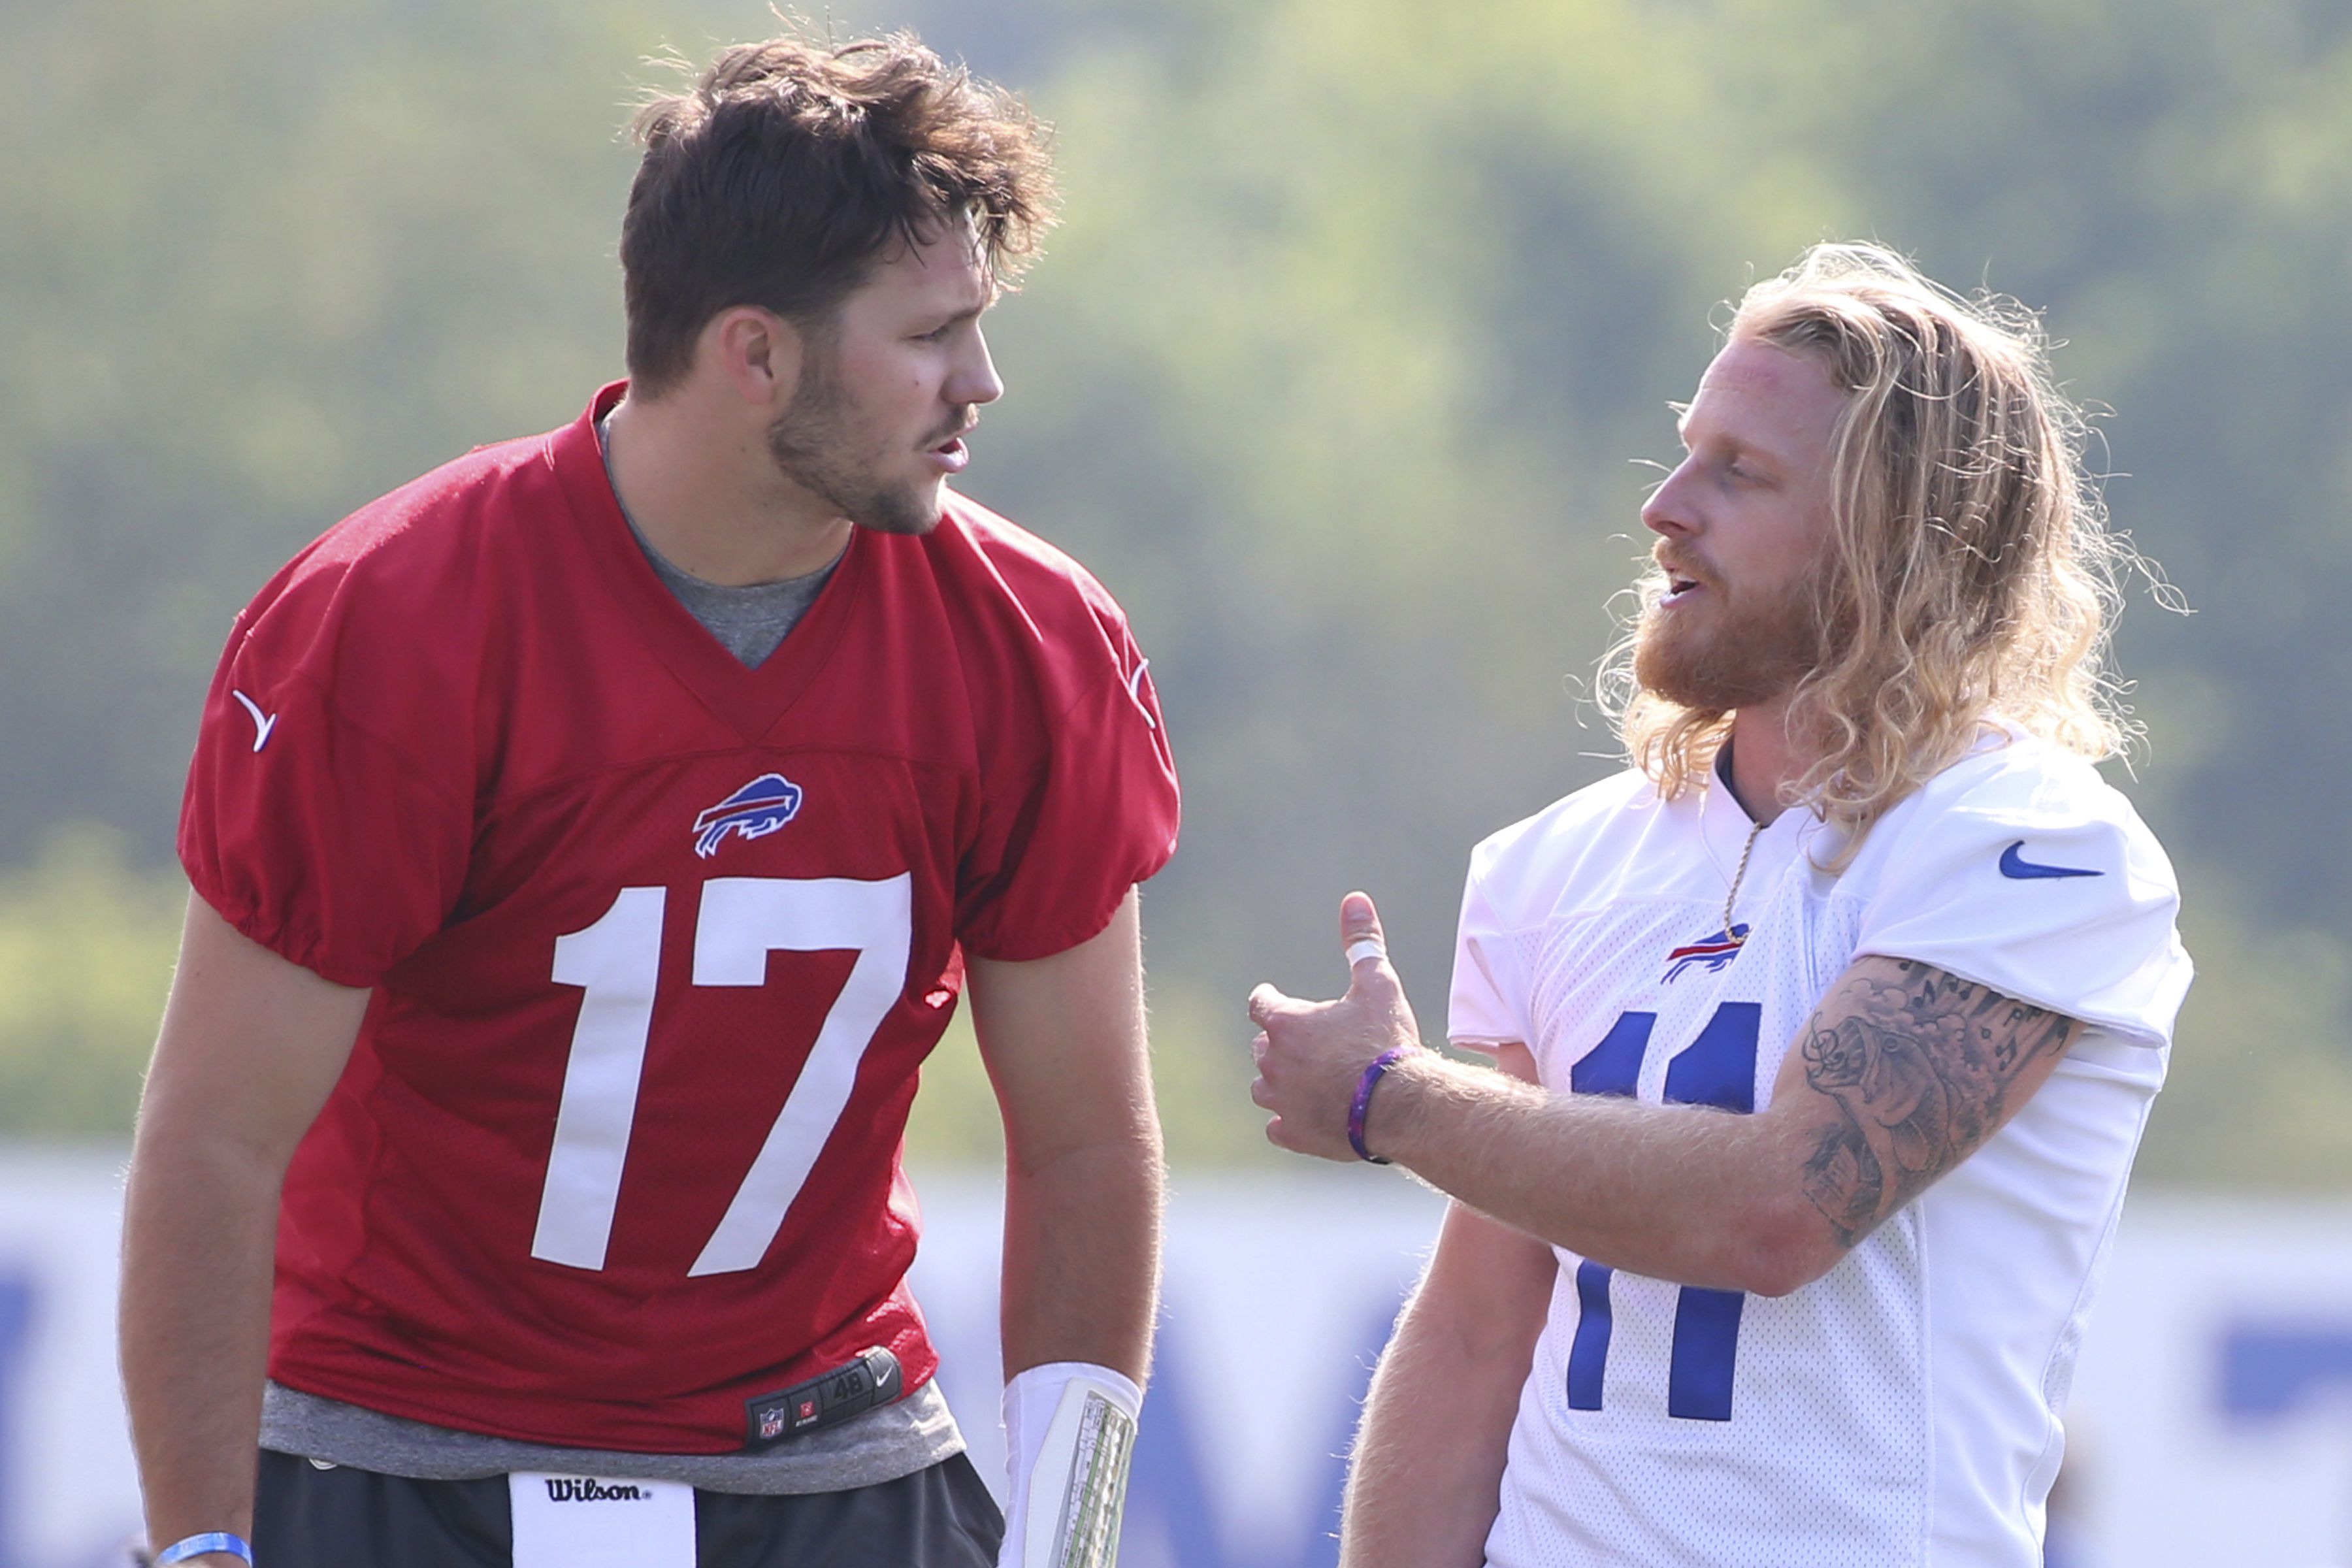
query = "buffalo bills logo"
(1661, 924, 1749, 984)
(693, 773, 804, 858)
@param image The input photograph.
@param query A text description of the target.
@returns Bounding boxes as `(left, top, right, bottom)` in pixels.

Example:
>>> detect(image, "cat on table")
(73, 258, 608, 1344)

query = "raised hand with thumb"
(1247, 892, 1426, 1163)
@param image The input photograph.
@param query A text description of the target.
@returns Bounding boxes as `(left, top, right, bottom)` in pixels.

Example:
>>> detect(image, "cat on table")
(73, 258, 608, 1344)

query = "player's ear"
(700, 306, 806, 410)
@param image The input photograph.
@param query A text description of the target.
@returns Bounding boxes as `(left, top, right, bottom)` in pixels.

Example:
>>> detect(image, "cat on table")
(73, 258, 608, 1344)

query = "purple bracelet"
(1348, 1047, 1414, 1164)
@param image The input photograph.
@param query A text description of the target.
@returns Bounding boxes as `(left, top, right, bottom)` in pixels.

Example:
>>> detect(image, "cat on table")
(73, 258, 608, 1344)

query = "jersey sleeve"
(1448, 845, 1529, 1050)
(1852, 759, 2191, 1049)
(178, 566, 479, 988)
(954, 623, 1180, 963)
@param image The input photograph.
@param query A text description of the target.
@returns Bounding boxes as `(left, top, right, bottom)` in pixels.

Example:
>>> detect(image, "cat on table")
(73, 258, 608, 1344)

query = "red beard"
(1632, 571, 1825, 711)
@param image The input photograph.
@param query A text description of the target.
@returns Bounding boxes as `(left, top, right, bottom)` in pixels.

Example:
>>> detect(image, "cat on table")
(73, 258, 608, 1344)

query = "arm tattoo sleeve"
(1797, 960, 2080, 1248)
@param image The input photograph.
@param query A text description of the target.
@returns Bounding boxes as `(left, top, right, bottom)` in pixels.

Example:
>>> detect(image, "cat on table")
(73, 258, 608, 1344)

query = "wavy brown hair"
(1605, 243, 2153, 862)
(621, 29, 1058, 395)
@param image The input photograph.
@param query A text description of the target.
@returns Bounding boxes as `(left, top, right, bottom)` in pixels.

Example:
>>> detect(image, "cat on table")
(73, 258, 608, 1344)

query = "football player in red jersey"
(120, 29, 1177, 1568)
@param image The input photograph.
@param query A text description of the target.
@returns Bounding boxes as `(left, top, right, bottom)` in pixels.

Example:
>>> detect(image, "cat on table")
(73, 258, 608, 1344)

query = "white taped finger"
(1345, 937, 1386, 968)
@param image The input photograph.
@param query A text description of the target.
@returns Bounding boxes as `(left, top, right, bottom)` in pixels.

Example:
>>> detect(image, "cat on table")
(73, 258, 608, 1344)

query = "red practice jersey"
(179, 384, 1180, 1452)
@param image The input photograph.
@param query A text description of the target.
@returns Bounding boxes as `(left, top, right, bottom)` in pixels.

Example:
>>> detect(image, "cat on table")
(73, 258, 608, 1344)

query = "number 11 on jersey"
(533, 875, 913, 1277)
(1565, 1001, 1761, 1422)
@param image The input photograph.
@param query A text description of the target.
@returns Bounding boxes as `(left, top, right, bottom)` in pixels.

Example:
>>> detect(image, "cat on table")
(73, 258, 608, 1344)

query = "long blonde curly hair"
(1604, 243, 2153, 864)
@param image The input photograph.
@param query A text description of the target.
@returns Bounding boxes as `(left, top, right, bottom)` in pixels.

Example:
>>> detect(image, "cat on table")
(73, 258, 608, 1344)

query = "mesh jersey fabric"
(1445, 730, 2188, 1567)
(179, 382, 1181, 1453)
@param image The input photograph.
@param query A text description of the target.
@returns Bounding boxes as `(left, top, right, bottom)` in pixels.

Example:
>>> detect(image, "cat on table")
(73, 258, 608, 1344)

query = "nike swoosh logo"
(1999, 840, 2099, 880)
(1124, 658, 1158, 730)
(230, 689, 278, 753)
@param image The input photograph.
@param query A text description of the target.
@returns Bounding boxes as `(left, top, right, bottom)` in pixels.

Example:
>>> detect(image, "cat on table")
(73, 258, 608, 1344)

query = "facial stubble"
(764, 340, 949, 538)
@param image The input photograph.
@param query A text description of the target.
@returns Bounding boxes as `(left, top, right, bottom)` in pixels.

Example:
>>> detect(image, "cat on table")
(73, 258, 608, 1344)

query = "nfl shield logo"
(759, 1408, 785, 1440)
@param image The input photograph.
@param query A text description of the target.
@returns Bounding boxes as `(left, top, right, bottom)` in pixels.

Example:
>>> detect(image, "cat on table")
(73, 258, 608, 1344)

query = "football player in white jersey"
(1248, 243, 2189, 1567)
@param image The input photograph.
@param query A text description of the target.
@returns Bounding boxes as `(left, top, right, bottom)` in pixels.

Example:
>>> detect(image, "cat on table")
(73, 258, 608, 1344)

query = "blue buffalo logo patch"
(1661, 924, 1750, 984)
(693, 773, 804, 859)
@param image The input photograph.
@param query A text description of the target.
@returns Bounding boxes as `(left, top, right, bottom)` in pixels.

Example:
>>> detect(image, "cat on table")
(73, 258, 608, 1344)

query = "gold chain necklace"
(1721, 817, 1765, 943)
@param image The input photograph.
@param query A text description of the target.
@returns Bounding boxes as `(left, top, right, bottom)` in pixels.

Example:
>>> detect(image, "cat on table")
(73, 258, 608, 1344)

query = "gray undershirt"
(596, 410, 842, 666)
(261, 1378, 962, 1494)
(630, 527, 836, 667)
(255, 418, 956, 1492)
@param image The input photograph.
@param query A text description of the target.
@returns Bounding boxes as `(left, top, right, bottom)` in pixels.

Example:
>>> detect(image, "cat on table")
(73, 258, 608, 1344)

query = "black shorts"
(251, 1448, 1005, 1568)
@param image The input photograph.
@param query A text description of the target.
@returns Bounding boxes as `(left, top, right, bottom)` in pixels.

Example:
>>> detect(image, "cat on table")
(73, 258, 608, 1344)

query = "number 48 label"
(532, 875, 913, 1277)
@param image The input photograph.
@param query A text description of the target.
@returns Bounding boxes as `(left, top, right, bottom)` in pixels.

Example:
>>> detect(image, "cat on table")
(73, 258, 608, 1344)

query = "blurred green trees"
(0, 830, 182, 1135)
(4, 0, 2348, 1181)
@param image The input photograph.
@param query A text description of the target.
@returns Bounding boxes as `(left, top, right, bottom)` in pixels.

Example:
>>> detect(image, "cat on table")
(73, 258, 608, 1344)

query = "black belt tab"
(745, 1346, 904, 1447)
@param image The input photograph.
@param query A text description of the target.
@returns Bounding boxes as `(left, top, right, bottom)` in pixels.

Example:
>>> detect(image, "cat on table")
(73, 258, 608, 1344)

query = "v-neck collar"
(547, 383, 868, 744)
(1698, 741, 1820, 890)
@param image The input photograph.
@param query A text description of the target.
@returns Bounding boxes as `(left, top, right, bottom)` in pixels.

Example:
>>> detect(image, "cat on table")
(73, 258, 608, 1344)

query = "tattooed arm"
(1281, 953, 2083, 1296)
(1784, 956, 2083, 1249)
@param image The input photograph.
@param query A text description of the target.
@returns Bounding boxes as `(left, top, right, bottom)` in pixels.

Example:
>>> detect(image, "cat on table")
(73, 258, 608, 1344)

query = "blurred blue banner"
(9, 1157, 2352, 1567)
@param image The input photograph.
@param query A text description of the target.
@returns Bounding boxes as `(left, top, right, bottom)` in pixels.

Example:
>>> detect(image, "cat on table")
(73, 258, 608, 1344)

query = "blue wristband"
(155, 1534, 252, 1566)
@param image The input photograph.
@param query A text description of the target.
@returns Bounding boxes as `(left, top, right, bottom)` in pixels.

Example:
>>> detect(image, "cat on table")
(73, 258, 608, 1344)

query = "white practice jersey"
(1448, 731, 2190, 1567)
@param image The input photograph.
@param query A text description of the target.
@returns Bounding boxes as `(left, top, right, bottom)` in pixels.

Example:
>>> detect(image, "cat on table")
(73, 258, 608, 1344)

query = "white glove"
(999, 1362, 1143, 1568)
